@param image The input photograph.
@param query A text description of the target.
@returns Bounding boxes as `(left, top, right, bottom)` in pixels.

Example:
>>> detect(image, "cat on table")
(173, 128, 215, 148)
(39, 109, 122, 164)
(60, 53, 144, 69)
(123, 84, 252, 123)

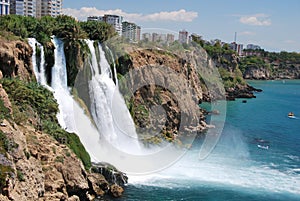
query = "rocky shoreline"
(0, 117, 127, 201)
(225, 84, 263, 101)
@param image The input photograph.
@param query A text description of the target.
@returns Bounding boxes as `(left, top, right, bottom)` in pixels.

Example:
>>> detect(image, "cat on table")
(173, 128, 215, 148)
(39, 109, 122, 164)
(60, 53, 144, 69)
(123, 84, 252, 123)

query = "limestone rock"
(110, 184, 124, 198)
(87, 173, 108, 196)
(0, 39, 34, 81)
(0, 84, 12, 114)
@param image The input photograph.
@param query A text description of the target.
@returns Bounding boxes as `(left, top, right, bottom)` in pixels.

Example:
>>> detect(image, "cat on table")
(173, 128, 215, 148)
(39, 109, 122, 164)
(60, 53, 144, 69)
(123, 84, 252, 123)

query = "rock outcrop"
(0, 117, 128, 200)
(243, 66, 271, 80)
(0, 80, 127, 200)
(0, 38, 34, 81)
(117, 48, 207, 143)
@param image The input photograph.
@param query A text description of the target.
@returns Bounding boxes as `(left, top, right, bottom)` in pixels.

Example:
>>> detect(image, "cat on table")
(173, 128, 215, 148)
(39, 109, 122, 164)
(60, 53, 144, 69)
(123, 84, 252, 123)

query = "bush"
(0, 99, 10, 121)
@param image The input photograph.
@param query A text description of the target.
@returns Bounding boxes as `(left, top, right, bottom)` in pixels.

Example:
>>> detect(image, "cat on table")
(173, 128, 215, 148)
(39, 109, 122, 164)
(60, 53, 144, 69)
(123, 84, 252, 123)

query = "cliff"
(115, 48, 207, 144)
(0, 80, 127, 200)
(240, 50, 300, 80)
(0, 37, 127, 200)
(0, 38, 34, 82)
(211, 52, 261, 100)
(243, 63, 300, 80)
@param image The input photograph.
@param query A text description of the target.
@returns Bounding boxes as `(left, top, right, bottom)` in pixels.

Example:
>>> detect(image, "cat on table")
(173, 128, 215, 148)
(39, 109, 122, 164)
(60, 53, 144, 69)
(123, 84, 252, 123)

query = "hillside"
(240, 49, 300, 79)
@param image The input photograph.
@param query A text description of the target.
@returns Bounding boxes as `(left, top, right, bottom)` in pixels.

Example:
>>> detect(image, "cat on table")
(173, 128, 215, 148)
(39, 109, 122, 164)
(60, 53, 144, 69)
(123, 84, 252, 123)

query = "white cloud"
(239, 14, 271, 26)
(62, 7, 198, 22)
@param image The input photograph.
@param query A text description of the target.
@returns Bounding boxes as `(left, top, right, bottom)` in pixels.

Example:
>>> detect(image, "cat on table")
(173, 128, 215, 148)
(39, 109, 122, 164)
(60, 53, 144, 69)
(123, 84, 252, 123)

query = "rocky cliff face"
(243, 63, 300, 80)
(0, 85, 127, 200)
(117, 48, 207, 143)
(0, 39, 34, 81)
(243, 66, 271, 80)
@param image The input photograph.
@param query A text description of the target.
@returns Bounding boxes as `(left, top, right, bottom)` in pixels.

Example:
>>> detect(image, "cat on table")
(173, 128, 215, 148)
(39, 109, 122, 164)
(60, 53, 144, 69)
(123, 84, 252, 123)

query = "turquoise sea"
(114, 80, 300, 201)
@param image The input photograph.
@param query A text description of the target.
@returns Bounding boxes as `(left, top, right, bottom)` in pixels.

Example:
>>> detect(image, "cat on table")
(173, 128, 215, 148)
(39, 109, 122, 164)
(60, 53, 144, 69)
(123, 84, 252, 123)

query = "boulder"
(109, 184, 124, 198)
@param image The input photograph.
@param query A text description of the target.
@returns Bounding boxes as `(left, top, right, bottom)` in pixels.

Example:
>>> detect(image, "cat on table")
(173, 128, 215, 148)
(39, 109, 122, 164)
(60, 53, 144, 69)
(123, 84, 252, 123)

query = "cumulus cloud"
(239, 14, 271, 26)
(62, 7, 198, 22)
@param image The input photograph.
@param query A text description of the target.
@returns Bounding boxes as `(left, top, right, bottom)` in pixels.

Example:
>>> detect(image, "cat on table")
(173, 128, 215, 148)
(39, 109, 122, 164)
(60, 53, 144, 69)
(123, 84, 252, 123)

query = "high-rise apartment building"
(10, 0, 62, 17)
(10, 0, 36, 17)
(0, 0, 10, 15)
(122, 21, 140, 42)
(166, 34, 175, 44)
(142, 33, 151, 41)
(40, 0, 62, 17)
(230, 42, 244, 56)
(179, 30, 188, 44)
(88, 14, 123, 36)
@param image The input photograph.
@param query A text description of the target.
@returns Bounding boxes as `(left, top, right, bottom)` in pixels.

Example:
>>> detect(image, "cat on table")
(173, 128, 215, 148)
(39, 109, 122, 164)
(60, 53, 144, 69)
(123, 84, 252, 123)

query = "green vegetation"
(0, 164, 12, 193)
(0, 79, 91, 170)
(218, 68, 245, 89)
(239, 49, 300, 76)
(0, 130, 18, 154)
(17, 170, 25, 182)
(0, 14, 116, 87)
(0, 99, 10, 121)
(0, 15, 115, 45)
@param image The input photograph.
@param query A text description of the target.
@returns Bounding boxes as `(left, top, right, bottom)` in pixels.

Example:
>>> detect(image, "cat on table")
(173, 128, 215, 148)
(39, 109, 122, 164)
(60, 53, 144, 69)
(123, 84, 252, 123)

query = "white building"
(10, 0, 36, 17)
(88, 14, 123, 36)
(142, 33, 151, 41)
(0, 0, 10, 15)
(39, 0, 62, 17)
(179, 30, 188, 44)
(10, 0, 62, 17)
(166, 34, 175, 44)
(122, 21, 140, 42)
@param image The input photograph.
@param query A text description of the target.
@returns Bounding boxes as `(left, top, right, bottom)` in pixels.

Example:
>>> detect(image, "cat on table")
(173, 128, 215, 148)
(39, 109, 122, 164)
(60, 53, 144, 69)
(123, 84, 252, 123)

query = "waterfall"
(50, 37, 78, 132)
(28, 38, 47, 86)
(106, 47, 118, 86)
(37, 42, 47, 86)
(87, 41, 140, 153)
(28, 38, 39, 80)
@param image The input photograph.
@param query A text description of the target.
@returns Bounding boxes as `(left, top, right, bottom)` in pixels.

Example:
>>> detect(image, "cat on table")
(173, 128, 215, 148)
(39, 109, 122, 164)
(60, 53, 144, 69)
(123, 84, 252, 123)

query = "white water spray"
(87, 41, 140, 153)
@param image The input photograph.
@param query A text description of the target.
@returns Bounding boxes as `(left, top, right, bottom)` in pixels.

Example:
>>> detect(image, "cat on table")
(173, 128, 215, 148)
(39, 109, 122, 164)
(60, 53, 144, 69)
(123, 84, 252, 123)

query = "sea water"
(114, 80, 300, 201)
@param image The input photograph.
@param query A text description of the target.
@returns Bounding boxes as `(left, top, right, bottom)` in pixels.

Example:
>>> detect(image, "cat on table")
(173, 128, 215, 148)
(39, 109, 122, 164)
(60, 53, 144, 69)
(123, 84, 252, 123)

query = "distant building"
(230, 42, 243, 56)
(10, 0, 36, 17)
(88, 14, 123, 36)
(152, 33, 159, 42)
(10, 0, 62, 17)
(122, 21, 141, 42)
(39, 0, 62, 17)
(142, 33, 151, 41)
(178, 30, 188, 44)
(0, 0, 10, 15)
(166, 34, 174, 44)
(246, 44, 261, 50)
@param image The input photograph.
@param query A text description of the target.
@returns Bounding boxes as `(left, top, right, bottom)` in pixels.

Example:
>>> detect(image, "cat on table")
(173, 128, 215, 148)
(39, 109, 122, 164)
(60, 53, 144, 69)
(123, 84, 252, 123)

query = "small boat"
(288, 112, 295, 118)
(257, 144, 269, 150)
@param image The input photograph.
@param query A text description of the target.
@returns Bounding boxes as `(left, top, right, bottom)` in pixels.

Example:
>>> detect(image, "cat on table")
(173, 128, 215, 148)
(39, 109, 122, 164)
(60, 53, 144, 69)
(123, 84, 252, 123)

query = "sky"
(62, 0, 300, 52)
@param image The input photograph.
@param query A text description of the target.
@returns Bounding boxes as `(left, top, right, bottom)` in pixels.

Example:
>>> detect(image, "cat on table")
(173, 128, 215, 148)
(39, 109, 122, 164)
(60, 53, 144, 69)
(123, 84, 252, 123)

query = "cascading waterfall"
(37, 42, 47, 86)
(50, 37, 78, 132)
(106, 47, 118, 87)
(86, 40, 140, 153)
(28, 38, 47, 86)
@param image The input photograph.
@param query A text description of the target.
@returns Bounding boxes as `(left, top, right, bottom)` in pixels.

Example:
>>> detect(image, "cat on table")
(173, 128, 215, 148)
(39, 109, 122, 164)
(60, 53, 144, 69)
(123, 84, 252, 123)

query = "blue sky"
(62, 0, 300, 52)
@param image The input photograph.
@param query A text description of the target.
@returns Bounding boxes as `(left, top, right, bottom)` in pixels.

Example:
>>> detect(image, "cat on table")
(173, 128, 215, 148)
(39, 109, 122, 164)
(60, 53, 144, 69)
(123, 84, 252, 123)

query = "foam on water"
(129, 126, 300, 196)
